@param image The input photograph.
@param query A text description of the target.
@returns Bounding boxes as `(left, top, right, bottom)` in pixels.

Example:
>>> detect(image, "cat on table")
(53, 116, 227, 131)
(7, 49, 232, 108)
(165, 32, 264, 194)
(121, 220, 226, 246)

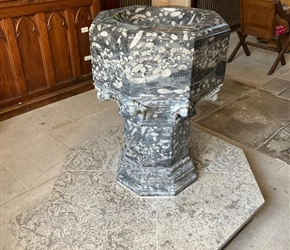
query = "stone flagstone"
(9, 126, 264, 250)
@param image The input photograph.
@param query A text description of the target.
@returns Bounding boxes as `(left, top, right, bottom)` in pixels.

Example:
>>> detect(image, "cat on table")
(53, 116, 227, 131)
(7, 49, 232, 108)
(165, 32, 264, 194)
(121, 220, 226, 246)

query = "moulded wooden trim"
(0, 73, 92, 108)
(73, 5, 94, 76)
(0, 20, 21, 102)
(46, 9, 75, 85)
(15, 16, 40, 38)
(0, 0, 100, 119)
(0, 80, 94, 121)
(65, 8, 82, 78)
(0, 24, 7, 43)
(0, 0, 96, 19)
(75, 7, 91, 25)
(91, 0, 101, 17)
(1, 18, 28, 96)
(47, 11, 68, 31)
(35, 12, 56, 87)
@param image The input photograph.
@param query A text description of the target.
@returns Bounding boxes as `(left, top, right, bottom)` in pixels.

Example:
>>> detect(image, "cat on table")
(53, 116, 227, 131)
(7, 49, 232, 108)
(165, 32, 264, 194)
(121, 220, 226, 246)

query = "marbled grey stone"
(9, 126, 265, 250)
(89, 6, 230, 196)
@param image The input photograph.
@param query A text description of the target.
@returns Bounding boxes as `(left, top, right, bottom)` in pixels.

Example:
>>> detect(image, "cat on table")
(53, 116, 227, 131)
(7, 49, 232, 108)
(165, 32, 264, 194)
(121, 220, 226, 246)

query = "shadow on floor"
(193, 78, 290, 165)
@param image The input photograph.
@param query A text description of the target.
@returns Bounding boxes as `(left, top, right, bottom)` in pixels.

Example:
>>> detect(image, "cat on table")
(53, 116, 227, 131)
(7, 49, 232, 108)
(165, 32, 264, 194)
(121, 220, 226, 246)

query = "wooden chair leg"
(276, 37, 286, 66)
(268, 35, 290, 75)
(237, 30, 251, 56)
(227, 29, 250, 63)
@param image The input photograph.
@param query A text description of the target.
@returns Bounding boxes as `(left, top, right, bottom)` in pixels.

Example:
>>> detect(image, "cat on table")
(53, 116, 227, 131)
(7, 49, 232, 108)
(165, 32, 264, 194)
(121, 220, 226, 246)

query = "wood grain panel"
(91, 0, 101, 16)
(0, 0, 100, 119)
(0, 0, 96, 19)
(14, 15, 48, 93)
(64, 8, 81, 78)
(1, 18, 28, 101)
(74, 6, 92, 76)
(0, 21, 20, 102)
(46, 10, 74, 85)
(100, 0, 120, 10)
(241, 0, 276, 40)
(35, 12, 56, 87)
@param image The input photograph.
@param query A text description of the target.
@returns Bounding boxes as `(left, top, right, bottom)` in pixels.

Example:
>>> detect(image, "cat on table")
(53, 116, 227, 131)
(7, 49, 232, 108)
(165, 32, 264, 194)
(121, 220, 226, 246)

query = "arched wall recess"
(75, 7, 91, 25)
(15, 16, 40, 38)
(47, 11, 68, 31)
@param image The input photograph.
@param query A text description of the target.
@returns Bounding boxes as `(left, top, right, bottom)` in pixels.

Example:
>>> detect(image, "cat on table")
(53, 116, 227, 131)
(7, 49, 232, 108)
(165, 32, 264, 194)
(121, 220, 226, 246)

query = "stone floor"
(7, 127, 265, 250)
(1, 32, 290, 249)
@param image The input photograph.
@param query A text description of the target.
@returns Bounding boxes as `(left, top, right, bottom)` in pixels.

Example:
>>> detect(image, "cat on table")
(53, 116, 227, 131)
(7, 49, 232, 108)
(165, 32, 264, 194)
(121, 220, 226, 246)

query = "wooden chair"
(227, 0, 290, 75)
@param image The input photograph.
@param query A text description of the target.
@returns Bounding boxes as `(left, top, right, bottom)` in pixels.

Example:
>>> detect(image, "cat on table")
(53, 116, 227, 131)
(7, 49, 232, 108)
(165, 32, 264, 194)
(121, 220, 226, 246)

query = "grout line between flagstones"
(255, 121, 290, 150)
(194, 85, 260, 123)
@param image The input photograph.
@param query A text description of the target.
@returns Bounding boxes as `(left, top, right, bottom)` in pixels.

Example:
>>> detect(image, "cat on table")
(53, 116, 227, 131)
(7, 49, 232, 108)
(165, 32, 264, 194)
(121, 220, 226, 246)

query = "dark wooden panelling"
(100, 0, 120, 10)
(197, 0, 240, 27)
(0, 21, 20, 102)
(74, 6, 92, 76)
(46, 11, 74, 84)
(0, 80, 94, 121)
(191, 0, 197, 7)
(0, 0, 100, 120)
(1, 18, 28, 98)
(35, 12, 56, 87)
(0, 0, 98, 19)
(14, 15, 49, 93)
